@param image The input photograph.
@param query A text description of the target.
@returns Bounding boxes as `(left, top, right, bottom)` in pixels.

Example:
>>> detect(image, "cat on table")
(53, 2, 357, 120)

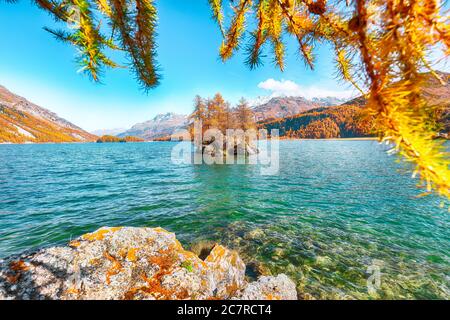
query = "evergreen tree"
(191, 96, 207, 123)
(189, 95, 208, 136)
(234, 98, 256, 131)
(206, 93, 228, 132)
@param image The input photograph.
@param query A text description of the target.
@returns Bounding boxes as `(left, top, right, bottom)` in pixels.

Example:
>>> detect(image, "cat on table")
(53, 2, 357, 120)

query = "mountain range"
(0, 85, 96, 143)
(0, 71, 447, 143)
(252, 96, 347, 122)
(261, 71, 450, 139)
(116, 113, 189, 140)
(112, 96, 348, 140)
(91, 128, 127, 137)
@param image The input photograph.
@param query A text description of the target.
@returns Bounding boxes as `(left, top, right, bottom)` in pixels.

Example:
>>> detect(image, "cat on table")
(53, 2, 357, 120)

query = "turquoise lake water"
(0, 141, 448, 299)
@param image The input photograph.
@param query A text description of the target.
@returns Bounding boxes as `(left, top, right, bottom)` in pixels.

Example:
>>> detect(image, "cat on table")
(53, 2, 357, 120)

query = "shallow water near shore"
(0, 141, 448, 299)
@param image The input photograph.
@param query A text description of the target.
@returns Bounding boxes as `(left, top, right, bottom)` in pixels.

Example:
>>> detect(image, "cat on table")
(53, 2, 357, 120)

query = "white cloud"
(257, 78, 355, 100)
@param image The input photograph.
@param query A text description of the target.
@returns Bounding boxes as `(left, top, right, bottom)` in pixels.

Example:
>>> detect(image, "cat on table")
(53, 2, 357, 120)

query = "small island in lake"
(96, 135, 144, 143)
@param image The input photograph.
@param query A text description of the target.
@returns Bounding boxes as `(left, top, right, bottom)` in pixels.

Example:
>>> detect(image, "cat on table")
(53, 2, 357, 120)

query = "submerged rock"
(243, 228, 265, 240)
(245, 260, 271, 280)
(0, 227, 297, 300)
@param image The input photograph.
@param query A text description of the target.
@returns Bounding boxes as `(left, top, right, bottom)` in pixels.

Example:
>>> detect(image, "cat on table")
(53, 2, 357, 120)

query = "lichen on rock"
(0, 226, 297, 300)
(233, 274, 298, 300)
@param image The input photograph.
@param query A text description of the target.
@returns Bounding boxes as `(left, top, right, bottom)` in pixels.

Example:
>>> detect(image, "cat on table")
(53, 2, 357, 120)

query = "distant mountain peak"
(152, 112, 186, 122)
(118, 112, 188, 140)
(251, 95, 348, 122)
(91, 128, 127, 137)
(250, 95, 348, 108)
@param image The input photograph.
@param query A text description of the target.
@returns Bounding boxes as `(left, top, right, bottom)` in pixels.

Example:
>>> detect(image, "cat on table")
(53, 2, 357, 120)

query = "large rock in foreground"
(0, 227, 297, 300)
(234, 275, 297, 300)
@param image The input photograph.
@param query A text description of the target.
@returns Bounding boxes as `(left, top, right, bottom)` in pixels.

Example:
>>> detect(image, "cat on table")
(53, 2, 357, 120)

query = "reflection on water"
(0, 141, 448, 299)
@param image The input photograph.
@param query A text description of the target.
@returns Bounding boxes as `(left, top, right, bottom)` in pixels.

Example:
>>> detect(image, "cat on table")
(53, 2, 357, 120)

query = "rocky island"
(0, 227, 297, 300)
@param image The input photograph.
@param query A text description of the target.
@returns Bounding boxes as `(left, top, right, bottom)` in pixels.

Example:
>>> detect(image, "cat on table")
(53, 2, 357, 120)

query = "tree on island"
(235, 98, 256, 131)
(206, 93, 230, 134)
(189, 94, 256, 135)
(3, 0, 449, 199)
(189, 94, 258, 157)
(191, 95, 208, 132)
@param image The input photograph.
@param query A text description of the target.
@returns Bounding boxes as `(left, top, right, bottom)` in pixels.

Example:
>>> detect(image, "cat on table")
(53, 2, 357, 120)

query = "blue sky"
(0, 1, 447, 132)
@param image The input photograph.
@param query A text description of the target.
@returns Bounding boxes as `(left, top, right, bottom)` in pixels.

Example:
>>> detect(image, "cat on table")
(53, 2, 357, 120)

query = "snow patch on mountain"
(117, 113, 189, 140)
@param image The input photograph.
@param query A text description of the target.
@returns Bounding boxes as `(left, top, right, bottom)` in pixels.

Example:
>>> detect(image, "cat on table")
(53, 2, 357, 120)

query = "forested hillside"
(252, 96, 346, 122)
(0, 85, 96, 143)
(0, 105, 97, 143)
(261, 72, 449, 139)
(260, 104, 373, 139)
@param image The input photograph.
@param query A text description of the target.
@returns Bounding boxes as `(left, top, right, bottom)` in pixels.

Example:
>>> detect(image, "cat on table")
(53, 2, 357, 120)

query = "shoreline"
(0, 137, 378, 145)
(0, 141, 153, 146)
(279, 137, 377, 141)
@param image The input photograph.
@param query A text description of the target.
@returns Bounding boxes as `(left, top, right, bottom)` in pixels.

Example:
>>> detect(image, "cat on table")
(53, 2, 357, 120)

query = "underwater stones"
(303, 239, 314, 250)
(298, 292, 316, 300)
(234, 274, 297, 300)
(0, 226, 296, 300)
(243, 228, 265, 240)
(271, 247, 286, 261)
(230, 236, 244, 248)
(285, 263, 297, 275)
(246, 260, 270, 280)
(315, 255, 332, 266)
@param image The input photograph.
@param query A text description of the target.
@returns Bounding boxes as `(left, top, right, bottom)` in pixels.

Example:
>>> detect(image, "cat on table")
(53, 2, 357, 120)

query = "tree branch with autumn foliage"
(209, 0, 450, 200)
